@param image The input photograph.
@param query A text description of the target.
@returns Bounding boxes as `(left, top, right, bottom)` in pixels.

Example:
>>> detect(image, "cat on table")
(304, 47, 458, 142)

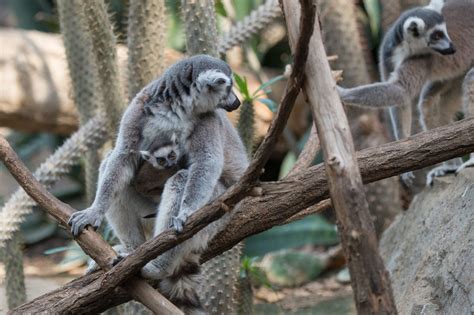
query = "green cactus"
(83, 0, 125, 135)
(127, 0, 167, 99)
(237, 100, 255, 157)
(181, 0, 219, 57)
(0, 231, 26, 309)
(57, 0, 104, 204)
(0, 115, 108, 247)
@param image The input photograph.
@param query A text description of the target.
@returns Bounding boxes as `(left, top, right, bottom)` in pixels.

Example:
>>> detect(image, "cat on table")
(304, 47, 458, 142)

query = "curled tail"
(159, 252, 206, 315)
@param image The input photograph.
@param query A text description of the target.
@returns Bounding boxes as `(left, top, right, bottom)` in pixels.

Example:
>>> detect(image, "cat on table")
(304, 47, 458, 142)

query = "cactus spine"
(83, 0, 125, 135)
(127, 0, 167, 99)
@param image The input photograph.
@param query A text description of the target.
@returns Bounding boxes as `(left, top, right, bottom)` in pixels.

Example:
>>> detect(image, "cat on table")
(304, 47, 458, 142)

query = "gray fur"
(337, 0, 474, 183)
(68, 55, 248, 313)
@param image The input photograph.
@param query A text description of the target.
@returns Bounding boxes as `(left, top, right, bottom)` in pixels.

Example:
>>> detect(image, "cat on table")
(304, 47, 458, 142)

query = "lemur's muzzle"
(435, 42, 456, 55)
(219, 91, 241, 112)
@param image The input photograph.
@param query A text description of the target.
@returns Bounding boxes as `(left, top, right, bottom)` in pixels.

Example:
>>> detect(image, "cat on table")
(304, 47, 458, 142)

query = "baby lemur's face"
(140, 135, 181, 170)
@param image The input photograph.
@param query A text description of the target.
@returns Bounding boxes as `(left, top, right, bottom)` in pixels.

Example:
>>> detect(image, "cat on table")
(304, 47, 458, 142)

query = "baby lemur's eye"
(215, 78, 226, 85)
(157, 158, 166, 166)
(168, 151, 177, 160)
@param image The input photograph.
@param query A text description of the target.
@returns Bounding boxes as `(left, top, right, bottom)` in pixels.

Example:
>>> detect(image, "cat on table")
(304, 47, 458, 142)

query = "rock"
(258, 250, 328, 287)
(380, 169, 474, 315)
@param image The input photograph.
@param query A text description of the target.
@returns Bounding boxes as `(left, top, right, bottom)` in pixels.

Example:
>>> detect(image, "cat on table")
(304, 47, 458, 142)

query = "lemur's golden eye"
(157, 158, 166, 166)
(168, 151, 177, 160)
(431, 31, 444, 41)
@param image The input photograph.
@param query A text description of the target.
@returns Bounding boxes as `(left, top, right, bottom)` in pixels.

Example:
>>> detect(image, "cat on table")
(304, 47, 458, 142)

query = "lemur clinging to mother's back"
(68, 55, 249, 314)
(338, 0, 474, 184)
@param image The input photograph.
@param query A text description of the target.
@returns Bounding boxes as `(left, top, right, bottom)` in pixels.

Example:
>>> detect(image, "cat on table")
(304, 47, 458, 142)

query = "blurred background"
(0, 0, 433, 314)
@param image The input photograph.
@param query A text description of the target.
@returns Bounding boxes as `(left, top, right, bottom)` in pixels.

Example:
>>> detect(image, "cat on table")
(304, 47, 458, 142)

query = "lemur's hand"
(68, 207, 104, 237)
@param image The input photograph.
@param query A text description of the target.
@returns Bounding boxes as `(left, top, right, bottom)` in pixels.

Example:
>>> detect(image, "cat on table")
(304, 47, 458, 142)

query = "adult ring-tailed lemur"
(68, 55, 249, 314)
(337, 0, 474, 185)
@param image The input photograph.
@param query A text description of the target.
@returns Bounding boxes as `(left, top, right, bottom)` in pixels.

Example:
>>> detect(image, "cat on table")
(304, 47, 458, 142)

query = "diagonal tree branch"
(282, 0, 396, 313)
(0, 136, 183, 315)
(12, 116, 474, 313)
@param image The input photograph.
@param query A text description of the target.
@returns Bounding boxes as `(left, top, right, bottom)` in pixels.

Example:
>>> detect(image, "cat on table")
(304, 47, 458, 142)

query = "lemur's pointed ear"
(404, 18, 425, 37)
(426, 0, 444, 13)
(407, 21, 420, 37)
(140, 151, 151, 160)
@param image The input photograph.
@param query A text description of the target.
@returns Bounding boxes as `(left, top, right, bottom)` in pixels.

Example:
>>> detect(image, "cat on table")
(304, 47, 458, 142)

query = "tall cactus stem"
(57, 0, 104, 204)
(181, 0, 219, 57)
(127, 0, 167, 100)
(83, 0, 125, 136)
(1, 231, 26, 309)
(237, 100, 255, 158)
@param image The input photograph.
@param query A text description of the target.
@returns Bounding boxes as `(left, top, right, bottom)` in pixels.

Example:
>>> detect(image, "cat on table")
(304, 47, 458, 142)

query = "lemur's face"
(140, 134, 181, 170)
(402, 10, 455, 55)
(192, 69, 240, 114)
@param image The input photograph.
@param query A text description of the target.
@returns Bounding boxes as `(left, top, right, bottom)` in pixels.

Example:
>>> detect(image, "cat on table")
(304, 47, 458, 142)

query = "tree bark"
(0, 136, 183, 315)
(282, 1, 397, 313)
(12, 116, 474, 314)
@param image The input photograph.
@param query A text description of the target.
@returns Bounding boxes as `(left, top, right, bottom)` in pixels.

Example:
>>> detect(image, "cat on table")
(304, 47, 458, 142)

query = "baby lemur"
(139, 132, 184, 170)
(337, 0, 474, 184)
(68, 55, 248, 314)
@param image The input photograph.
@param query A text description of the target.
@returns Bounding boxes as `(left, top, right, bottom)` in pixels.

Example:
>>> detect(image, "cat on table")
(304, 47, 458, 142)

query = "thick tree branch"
(0, 136, 182, 315)
(282, 1, 397, 313)
(13, 115, 474, 314)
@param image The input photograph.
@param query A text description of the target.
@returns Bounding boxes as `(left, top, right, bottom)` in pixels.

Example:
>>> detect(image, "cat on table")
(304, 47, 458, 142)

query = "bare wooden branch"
(286, 122, 320, 177)
(282, 1, 397, 313)
(12, 116, 474, 313)
(0, 136, 183, 315)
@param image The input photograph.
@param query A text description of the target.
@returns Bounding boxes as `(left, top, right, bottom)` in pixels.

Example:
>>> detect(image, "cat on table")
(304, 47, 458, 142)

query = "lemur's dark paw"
(170, 215, 186, 233)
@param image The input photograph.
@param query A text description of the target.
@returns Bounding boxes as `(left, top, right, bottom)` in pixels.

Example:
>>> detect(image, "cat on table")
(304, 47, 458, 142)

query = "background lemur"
(337, 0, 474, 183)
(68, 55, 249, 313)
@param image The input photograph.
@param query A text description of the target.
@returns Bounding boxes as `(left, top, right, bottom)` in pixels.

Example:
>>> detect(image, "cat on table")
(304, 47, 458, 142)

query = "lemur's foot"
(68, 208, 104, 237)
(85, 245, 129, 274)
(455, 156, 474, 175)
(170, 214, 187, 233)
(426, 164, 458, 186)
(400, 171, 416, 187)
(141, 260, 166, 280)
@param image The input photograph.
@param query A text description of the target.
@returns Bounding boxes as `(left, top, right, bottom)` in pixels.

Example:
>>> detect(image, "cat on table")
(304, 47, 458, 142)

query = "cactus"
(57, 0, 104, 204)
(181, 0, 219, 56)
(0, 115, 108, 247)
(237, 101, 255, 157)
(127, 0, 167, 99)
(380, 0, 402, 32)
(83, 0, 125, 135)
(0, 231, 26, 309)
(218, 0, 281, 56)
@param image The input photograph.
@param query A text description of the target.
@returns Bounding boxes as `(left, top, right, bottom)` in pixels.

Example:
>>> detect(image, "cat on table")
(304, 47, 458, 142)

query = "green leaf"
(215, 0, 228, 17)
(44, 246, 73, 255)
(233, 73, 250, 100)
(258, 98, 278, 112)
(254, 75, 285, 95)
